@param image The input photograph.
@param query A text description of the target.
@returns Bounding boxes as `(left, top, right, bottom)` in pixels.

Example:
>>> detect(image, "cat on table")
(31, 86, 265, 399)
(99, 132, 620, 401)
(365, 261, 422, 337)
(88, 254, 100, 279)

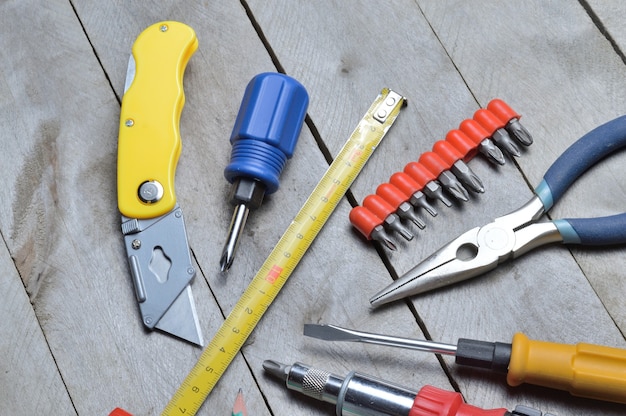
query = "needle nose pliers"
(371, 115, 626, 307)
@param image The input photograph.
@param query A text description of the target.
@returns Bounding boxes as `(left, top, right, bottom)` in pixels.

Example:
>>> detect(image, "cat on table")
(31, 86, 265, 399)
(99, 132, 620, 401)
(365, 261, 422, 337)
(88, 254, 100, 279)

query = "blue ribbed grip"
(224, 73, 309, 194)
(535, 115, 626, 245)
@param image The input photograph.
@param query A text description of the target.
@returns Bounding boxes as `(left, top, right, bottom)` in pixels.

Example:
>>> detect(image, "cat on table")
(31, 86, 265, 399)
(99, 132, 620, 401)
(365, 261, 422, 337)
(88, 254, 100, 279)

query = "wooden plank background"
(1, 0, 625, 415)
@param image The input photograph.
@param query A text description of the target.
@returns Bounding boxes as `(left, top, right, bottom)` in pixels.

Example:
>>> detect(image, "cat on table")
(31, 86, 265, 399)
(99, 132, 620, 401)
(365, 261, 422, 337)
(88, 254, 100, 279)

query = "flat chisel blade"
(156, 285, 203, 347)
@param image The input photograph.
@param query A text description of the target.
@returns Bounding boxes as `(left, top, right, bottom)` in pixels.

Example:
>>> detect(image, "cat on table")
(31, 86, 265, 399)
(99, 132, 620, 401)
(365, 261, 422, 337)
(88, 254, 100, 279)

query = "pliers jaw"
(370, 196, 560, 307)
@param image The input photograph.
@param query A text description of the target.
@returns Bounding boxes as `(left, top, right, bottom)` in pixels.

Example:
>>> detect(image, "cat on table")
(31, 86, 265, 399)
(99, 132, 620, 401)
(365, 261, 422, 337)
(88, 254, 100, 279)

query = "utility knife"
(117, 21, 203, 346)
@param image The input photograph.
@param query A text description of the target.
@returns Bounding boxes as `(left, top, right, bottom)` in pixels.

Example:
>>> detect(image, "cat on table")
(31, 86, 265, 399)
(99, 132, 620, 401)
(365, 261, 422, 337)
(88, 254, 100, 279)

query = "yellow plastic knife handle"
(118, 21, 198, 219)
(507, 332, 626, 403)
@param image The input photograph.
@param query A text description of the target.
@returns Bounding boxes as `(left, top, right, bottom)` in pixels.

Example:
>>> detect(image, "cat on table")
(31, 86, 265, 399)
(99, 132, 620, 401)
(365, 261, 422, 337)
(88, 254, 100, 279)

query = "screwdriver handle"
(508, 332, 626, 403)
(224, 72, 309, 194)
(411, 385, 507, 416)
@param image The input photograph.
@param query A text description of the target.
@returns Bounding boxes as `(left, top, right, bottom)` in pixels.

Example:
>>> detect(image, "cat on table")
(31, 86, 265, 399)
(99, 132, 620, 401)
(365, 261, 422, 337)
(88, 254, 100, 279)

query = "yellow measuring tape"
(162, 88, 406, 416)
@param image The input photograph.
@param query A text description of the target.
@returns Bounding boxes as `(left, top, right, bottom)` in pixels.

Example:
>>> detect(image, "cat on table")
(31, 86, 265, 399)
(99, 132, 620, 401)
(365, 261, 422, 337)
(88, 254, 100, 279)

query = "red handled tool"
(263, 360, 555, 416)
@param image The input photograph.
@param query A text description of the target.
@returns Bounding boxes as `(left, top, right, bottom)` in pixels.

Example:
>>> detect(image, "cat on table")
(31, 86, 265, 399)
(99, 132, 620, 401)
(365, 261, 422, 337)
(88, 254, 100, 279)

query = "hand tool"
(419, 151, 470, 202)
(161, 88, 406, 416)
(390, 172, 438, 217)
(376, 183, 426, 229)
(349, 206, 398, 250)
(220, 73, 309, 272)
(459, 119, 506, 165)
(432, 140, 484, 193)
(363, 194, 415, 240)
(487, 99, 533, 146)
(263, 360, 555, 416)
(404, 161, 453, 207)
(232, 389, 247, 416)
(305, 323, 626, 404)
(117, 21, 203, 346)
(371, 115, 626, 306)
(474, 109, 521, 157)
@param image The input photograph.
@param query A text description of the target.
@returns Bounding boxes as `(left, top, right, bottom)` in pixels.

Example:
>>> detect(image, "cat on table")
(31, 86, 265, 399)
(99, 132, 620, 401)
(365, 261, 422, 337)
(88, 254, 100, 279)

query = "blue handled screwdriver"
(220, 73, 309, 272)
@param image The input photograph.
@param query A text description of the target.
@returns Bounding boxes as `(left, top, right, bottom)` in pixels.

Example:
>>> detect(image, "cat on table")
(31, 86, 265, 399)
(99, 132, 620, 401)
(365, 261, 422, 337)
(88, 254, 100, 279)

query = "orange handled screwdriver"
(304, 324, 626, 404)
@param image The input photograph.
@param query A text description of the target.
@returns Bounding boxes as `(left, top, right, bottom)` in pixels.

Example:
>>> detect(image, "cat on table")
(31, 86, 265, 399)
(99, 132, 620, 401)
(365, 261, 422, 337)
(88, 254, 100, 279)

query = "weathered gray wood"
(0, 241, 76, 414)
(2, 0, 626, 414)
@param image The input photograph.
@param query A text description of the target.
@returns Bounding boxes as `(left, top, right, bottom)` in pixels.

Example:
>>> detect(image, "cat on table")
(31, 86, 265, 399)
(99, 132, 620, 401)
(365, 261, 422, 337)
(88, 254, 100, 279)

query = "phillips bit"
(419, 151, 469, 202)
(363, 194, 414, 241)
(389, 172, 438, 217)
(349, 206, 398, 250)
(474, 109, 521, 157)
(404, 161, 453, 207)
(458, 120, 506, 165)
(376, 183, 426, 229)
(220, 73, 309, 272)
(487, 99, 533, 146)
(433, 140, 484, 193)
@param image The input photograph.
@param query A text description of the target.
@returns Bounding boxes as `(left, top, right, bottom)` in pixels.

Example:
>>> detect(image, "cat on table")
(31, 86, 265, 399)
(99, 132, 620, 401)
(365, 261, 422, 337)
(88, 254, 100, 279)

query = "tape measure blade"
(162, 88, 405, 416)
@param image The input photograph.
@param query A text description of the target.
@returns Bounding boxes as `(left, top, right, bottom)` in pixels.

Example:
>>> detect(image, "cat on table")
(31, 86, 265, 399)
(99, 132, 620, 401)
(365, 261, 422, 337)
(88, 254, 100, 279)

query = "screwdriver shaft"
(220, 204, 249, 272)
(303, 324, 457, 355)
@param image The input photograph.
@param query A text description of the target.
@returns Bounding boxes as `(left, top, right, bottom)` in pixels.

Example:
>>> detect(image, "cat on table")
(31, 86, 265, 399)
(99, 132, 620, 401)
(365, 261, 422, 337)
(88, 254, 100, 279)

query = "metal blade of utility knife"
(156, 285, 203, 346)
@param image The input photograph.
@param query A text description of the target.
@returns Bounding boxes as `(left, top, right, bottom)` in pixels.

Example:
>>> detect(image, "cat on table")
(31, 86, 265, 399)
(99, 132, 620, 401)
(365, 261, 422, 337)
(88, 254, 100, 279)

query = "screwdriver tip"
(219, 251, 233, 273)
(220, 204, 250, 273)
(304, 323, 361, 342)
(262, 360, 290, 381)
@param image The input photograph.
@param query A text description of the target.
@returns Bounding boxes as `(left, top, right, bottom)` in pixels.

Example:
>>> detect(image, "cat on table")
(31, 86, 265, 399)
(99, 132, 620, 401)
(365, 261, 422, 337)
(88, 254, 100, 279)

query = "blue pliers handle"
(370, 116, 626, 307)
(537, 115, 626, 244)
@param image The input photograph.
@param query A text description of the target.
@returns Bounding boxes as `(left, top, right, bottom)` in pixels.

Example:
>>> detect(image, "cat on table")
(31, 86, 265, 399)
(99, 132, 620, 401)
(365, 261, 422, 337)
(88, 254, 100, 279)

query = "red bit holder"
(389, 172, 438, 216)
(349, 99, 531, 249)
(348, 206, 397, 250)
(433, 140, 485, 193)
(474, 108, 520, 157)
(459, 118, 505, 165)
(419, 151, 469, 202)
(487, 99, 533, 146)
(445, 129, 479, 161)
(376, 183, 426, 229)
(362, 194, 414, 241)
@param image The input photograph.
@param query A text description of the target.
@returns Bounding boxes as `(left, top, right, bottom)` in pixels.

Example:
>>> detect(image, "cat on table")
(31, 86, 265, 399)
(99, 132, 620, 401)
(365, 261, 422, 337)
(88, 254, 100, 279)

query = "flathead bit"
(506, 120, 533, 146)
(478, 139, 506, 165)
(492, 128, 521, 157)
(437, 171, 469, 202)
(450, 160, 484, 193)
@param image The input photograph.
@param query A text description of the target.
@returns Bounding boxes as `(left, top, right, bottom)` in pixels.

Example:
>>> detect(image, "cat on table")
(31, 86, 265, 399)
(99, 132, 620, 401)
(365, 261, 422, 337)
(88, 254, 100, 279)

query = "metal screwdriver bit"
(491, 127, 521, 157)
(404, 162, 453, 207)
(437, 170, 469, 202)
(389, 172, 438, 217)
(376, 183, 426, 229)
(506, 119, 534, 146)
(450, 160, 484, 193)
(478, 138, 506, 165)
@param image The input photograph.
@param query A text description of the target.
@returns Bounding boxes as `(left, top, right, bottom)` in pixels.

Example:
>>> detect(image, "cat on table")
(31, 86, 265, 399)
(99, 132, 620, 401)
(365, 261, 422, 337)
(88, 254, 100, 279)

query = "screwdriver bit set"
(349, 98, 533, 249)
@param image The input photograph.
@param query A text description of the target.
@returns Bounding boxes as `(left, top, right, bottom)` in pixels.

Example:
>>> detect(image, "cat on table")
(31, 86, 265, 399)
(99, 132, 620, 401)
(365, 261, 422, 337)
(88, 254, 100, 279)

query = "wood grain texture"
(1, 0, 625, 414)
(0, 240, 76, 414)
